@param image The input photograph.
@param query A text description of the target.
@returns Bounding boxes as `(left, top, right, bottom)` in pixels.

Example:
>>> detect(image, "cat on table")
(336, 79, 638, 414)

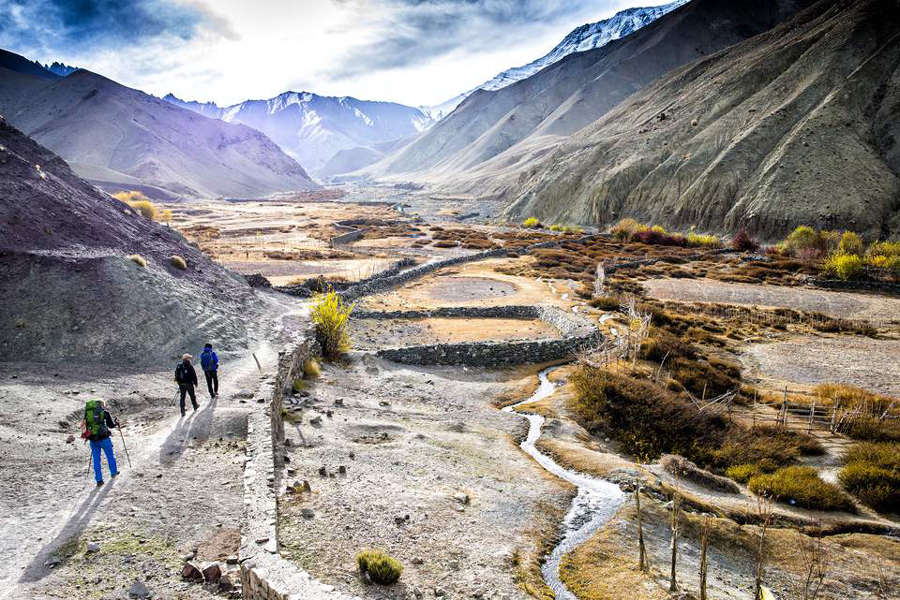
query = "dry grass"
(169, 255, 186, 270)
(302, 358, 320, 378)
(127, 254, 147, 268)
(839, 442, 900, 513)
(747, 466, 855, 512)
(356, 549, 402, 584)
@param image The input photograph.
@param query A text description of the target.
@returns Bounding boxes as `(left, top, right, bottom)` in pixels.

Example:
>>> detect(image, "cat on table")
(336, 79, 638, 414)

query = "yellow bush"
(866, 241, 900, 258)
(127, 254, 147, 268)
(169, 255, 186, 270)
(549, 224, 562, 231)
(303, 358, 320, 378)
(838, 231, 863, 256)
(610, 218, 645, 241)
(687, 232, 723, 248)
(522, 217, 541, 229)
(650, 225, 667, 234)
(357, 549, 402, 585)
(823, 253, 864, 280)
(311, 288, 354, 360)
(113, 190, 159, 220)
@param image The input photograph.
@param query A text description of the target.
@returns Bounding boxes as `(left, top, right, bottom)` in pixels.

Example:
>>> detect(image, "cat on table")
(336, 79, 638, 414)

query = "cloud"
(0, 0, 237, 60)
(327, 0, 600, 79)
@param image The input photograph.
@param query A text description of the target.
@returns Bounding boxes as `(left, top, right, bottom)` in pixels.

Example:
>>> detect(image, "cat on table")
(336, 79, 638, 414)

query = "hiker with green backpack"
(81, 399, 119, 487)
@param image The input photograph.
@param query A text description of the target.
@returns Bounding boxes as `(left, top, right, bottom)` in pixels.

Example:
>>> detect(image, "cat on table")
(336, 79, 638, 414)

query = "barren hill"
(357, 0, 816, 183)
(0, 118, 259, 364)
(0, 50, 318, 199)
(503, 0, 900, 239)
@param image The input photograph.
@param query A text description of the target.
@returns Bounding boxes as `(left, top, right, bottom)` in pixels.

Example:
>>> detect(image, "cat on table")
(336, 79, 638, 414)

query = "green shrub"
(823, 253, 864, 280)
(311, 288, 354, 360)
(839, 442, 900, 513)
(785, 226, 819, 252)
(549, 224, 562, 231)
(748, 466, 855, 512)
(170, 255, 187, 270)
(843, 415, 900, 442)
(726, 463, 768, 483)
(522, 217, 541, 229)
(357, 549, 403, 585)
(650, 225, 667, 234)
(838, 231, 864, 256)
(127, 254, 147, 268)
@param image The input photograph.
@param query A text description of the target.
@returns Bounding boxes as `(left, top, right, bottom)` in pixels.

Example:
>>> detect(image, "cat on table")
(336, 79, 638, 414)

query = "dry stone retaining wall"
(356, 305, 601, 366)
(238, 329, 358, 600)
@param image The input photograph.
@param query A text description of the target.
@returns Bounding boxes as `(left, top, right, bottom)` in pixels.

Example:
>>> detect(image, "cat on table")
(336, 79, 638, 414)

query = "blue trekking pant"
(90, 437, 118, 482)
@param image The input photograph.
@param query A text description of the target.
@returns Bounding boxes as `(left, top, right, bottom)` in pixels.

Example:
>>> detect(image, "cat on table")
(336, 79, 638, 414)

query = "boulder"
(202, 563, 222, 584)
(128, 580, 151, 598)
(181, 562, 203, 582)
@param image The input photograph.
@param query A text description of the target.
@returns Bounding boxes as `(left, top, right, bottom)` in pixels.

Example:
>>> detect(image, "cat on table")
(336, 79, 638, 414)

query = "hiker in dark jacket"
(199, 343, 219, 398)
(82, 399, 119, 486)
(175, 353, 199, 417)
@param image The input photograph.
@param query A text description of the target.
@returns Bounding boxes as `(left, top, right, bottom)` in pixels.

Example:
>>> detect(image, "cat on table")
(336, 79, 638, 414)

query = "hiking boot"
(96, 480, 104, 487)
(111, 471, 119, 478)
(181, 410, 186, 417)
(192, 403, 199, 411)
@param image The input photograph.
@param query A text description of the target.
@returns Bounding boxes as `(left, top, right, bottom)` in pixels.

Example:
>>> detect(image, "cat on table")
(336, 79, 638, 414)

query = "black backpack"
(175, 363, 190, 384)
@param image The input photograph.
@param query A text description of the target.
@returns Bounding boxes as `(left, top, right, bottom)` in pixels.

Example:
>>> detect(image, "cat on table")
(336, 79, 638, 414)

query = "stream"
(503, 367, 625, 600)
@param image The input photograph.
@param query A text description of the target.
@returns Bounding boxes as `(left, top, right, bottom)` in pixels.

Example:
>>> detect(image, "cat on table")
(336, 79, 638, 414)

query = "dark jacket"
(200, 349, 219, 372)
(88, 410, 116, 442)
(175, 361, 198, 386)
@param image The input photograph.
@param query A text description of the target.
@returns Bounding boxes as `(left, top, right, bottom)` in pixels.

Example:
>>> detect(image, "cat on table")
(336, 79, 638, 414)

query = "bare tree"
(751, 495, 775, 600)
(793, 530, 830, 600)
(620, 295, 652, 365)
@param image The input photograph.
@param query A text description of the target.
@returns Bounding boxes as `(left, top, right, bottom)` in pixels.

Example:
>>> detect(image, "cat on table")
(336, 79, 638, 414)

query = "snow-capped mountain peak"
(421, 0, 688, 118)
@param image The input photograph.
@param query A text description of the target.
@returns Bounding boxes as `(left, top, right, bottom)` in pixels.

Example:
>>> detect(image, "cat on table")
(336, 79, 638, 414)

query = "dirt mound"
(505, 0, 900, 239)
(0, 119, 259, 364)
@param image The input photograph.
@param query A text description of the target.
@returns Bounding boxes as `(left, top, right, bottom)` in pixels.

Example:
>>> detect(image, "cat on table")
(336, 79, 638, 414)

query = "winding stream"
(503, 367, 625, 600)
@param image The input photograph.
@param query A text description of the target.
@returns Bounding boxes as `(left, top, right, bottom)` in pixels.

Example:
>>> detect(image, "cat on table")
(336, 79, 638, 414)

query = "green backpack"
(84, 400, 109, 438)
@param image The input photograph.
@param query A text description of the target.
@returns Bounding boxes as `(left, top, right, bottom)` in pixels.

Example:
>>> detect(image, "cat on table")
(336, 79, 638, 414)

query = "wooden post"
(669, 494, 680, 592)
(700, 517, 709, 600)
(808, 399, 816, 433)
(636, 485, 647, 572)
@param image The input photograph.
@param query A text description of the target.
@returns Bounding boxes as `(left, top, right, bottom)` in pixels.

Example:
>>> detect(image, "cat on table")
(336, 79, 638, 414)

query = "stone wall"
(809, 277, 900, 295)
(238, 328, 351, 600)
(356, 305, 601, 366)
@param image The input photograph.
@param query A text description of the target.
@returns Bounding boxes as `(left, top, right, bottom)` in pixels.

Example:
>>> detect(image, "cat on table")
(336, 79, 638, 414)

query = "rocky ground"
(277, 356, 572, 600)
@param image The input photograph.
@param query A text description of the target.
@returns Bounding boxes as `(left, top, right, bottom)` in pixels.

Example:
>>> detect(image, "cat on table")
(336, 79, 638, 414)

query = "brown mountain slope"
(0, 50, 318, 199)
(357, 0, 816, 182)
(0, 118, 259, 364)
(503, 0, 900, 239)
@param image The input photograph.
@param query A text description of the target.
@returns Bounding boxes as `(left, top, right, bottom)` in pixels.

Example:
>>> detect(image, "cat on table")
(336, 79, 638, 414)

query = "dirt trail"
(0, 294, 307, 600)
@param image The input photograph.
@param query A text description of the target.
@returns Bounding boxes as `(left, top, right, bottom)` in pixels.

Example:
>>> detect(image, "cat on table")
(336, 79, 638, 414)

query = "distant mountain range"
(0, 49, 317, 199)
(164, 92, 432, 175)
(418, 0, 689, 122)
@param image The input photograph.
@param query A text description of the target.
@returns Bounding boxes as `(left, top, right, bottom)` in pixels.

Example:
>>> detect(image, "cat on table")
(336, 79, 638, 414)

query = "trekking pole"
(117, 424, 133, 468)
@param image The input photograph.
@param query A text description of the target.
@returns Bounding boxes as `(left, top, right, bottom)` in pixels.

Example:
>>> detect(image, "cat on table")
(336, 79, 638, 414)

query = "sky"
(0, 0, 674, 108)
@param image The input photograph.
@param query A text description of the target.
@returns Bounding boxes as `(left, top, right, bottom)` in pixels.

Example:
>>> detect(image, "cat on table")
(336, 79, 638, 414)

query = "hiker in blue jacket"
(200, 343, 219, 398)
(82, 399, 119, 487)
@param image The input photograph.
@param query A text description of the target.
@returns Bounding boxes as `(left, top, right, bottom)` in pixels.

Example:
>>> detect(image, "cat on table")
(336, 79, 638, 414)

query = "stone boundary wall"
(809, 277, 900, 296)
(276, 258, 417, 297)
(329, 227, 366, 246)
(603, 248, 733, 275)
(356, 305, 601, 366)
(238, 329, 354, 600)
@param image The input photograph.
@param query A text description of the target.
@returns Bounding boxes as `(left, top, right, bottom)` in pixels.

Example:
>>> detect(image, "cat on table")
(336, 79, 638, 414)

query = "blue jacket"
(200, 349, 219, 372)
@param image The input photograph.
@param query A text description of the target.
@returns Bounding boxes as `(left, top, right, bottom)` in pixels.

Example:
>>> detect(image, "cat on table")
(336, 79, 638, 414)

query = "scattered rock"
(128, 580, 151, 598)
(226, 555, 239, 565)
(453, 493, 470, 505)
(310, 416, 322, 425)
(65, 434, 75, 444)
(338, 465, 346, 475)
(303, 480, 312, 493)
(86, 542, 101, 553)
(218, 573, 234, 592)
(434, 587, 447, 597)
(334, 398, 343, 406)
(181, 562, 203, 582)
(301, 508, 315, 519)
(202, 563, 222, 584)
(181, 551, 196, 561)
(318, 466, 327, 476)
